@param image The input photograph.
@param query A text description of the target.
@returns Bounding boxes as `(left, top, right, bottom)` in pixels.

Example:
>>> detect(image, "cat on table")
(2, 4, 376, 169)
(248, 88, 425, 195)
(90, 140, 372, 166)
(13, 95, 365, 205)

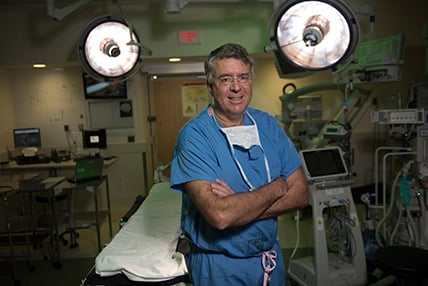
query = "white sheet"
(95, 182, 188, 282)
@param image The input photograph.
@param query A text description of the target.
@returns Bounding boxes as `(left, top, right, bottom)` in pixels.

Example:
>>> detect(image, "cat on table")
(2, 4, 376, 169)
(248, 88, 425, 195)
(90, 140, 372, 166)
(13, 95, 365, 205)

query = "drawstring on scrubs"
(262, 250, 277, 286)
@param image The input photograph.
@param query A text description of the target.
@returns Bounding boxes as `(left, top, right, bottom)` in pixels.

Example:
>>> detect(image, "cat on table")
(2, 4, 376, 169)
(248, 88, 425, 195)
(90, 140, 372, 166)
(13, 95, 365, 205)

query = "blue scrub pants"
(186, 241, 286, 286)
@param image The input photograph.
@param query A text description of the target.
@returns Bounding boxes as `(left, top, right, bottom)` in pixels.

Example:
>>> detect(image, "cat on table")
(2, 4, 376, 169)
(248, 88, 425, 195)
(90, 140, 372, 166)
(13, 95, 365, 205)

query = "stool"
(374, 245, 428, 286)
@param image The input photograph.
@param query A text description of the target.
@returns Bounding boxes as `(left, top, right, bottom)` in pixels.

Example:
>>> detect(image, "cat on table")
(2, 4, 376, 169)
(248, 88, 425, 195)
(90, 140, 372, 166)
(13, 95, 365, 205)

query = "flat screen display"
(13, 128, 42, 149)
(83, 129, 107, 149)
(82, 73, 127, 99)
(299, 147, 348, 182)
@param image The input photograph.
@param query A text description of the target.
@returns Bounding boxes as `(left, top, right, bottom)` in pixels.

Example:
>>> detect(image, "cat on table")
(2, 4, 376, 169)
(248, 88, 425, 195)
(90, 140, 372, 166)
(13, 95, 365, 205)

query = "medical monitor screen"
(299, 147, 348, 182)
(13, 128, 42, 149)
(83, 129, 107, 149)
(82, 73, 127, 99)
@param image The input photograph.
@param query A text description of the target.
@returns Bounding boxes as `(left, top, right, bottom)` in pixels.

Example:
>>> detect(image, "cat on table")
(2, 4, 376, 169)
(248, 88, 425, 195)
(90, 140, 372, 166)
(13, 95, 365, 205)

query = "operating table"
(82, 182, 189, 285)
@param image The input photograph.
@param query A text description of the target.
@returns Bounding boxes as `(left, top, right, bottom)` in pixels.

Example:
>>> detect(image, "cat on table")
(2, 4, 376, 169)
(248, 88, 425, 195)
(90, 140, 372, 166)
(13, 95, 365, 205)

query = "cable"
(288, 210, 300, 268)
(375, 160, 414, 247)
(406, 206, 419, 246)
(375, 168, 401, 247)
(416, 192, 428, 247)
(389, 200, 403, 245)
(324, 205, 357, 264)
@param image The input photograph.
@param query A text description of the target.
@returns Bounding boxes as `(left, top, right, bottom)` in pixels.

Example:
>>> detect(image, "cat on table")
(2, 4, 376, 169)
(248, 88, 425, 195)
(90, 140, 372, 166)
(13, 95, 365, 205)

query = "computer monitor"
(82, 73, 127, 100)
(13, 128, 42, 149)
(83, 129, 107, 149)
(299, 146, 349, 182)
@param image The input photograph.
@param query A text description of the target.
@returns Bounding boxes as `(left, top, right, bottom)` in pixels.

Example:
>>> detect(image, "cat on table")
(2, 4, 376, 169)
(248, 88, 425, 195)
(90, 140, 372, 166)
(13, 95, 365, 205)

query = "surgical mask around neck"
(221, 125, 261, 150)
(217, 114, 271, 191)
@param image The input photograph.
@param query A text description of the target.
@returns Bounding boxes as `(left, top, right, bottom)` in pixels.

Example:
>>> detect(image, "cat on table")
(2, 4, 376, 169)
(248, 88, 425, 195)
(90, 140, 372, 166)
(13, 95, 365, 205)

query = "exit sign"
(178, 31, 200, 44)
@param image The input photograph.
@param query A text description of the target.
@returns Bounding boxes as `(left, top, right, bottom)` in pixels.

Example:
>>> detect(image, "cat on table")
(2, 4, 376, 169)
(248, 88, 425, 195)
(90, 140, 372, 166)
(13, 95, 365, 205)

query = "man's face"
(210, 58, 252, 121)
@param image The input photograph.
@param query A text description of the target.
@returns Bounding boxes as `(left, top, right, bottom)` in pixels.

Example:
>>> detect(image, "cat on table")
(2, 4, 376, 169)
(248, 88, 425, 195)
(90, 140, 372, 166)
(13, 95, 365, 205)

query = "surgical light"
(269, 0, 360, 72)
(77, 15, 150, 82)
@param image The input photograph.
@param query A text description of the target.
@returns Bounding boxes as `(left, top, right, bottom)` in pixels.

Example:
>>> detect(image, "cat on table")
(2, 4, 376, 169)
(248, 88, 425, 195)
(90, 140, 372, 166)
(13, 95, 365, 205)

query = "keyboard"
(15, 155, 51, 165)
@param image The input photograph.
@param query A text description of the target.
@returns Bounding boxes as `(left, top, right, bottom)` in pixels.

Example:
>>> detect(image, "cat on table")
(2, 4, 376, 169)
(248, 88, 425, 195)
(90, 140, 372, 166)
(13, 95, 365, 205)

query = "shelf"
(64, 210, 109, 231)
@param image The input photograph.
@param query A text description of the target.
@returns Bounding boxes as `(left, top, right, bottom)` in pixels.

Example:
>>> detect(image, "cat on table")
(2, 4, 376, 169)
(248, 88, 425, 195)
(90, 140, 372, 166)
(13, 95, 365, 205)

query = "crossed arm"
(184, 167, 309, 230)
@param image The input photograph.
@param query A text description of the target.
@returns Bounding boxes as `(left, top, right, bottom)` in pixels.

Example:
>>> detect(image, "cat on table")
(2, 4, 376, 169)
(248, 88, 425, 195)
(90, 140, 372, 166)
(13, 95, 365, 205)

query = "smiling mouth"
(228, 95, 244, 100)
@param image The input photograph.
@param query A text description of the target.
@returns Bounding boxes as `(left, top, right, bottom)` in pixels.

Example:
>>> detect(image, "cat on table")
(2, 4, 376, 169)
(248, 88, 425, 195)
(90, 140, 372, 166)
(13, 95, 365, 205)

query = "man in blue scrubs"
(171, 43, 309, 285)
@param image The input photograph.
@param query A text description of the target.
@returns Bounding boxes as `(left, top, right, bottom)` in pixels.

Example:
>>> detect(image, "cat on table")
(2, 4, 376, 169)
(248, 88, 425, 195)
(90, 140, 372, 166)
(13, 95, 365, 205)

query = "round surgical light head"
(273, 0, 360, 71)
(77, 15, 143, 82)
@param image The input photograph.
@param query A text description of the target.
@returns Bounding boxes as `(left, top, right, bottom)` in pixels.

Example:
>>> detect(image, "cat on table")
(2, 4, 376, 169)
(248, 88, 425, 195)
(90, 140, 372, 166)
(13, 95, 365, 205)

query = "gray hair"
(204, 43, 255, 85)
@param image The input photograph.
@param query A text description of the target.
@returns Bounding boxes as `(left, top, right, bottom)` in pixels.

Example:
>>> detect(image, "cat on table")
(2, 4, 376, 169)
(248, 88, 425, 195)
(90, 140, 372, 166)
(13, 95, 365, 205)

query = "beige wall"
(0, 69, 15, 161)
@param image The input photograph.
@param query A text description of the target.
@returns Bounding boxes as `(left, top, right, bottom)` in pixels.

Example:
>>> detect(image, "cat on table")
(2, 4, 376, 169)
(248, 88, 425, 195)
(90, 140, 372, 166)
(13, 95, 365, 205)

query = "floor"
(2, 257, 94, 286)
(1, 230, 101, 286)
(0, 195, 131, 286)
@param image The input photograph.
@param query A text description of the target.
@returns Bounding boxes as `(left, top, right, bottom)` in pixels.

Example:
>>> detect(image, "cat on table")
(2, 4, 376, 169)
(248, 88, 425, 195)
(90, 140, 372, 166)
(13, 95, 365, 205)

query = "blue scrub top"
(170, 106, 301, 285)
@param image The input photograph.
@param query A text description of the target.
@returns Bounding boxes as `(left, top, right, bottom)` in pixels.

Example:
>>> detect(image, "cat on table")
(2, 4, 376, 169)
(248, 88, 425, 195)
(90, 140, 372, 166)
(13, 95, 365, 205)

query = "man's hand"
(211, 178, 235, 197)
